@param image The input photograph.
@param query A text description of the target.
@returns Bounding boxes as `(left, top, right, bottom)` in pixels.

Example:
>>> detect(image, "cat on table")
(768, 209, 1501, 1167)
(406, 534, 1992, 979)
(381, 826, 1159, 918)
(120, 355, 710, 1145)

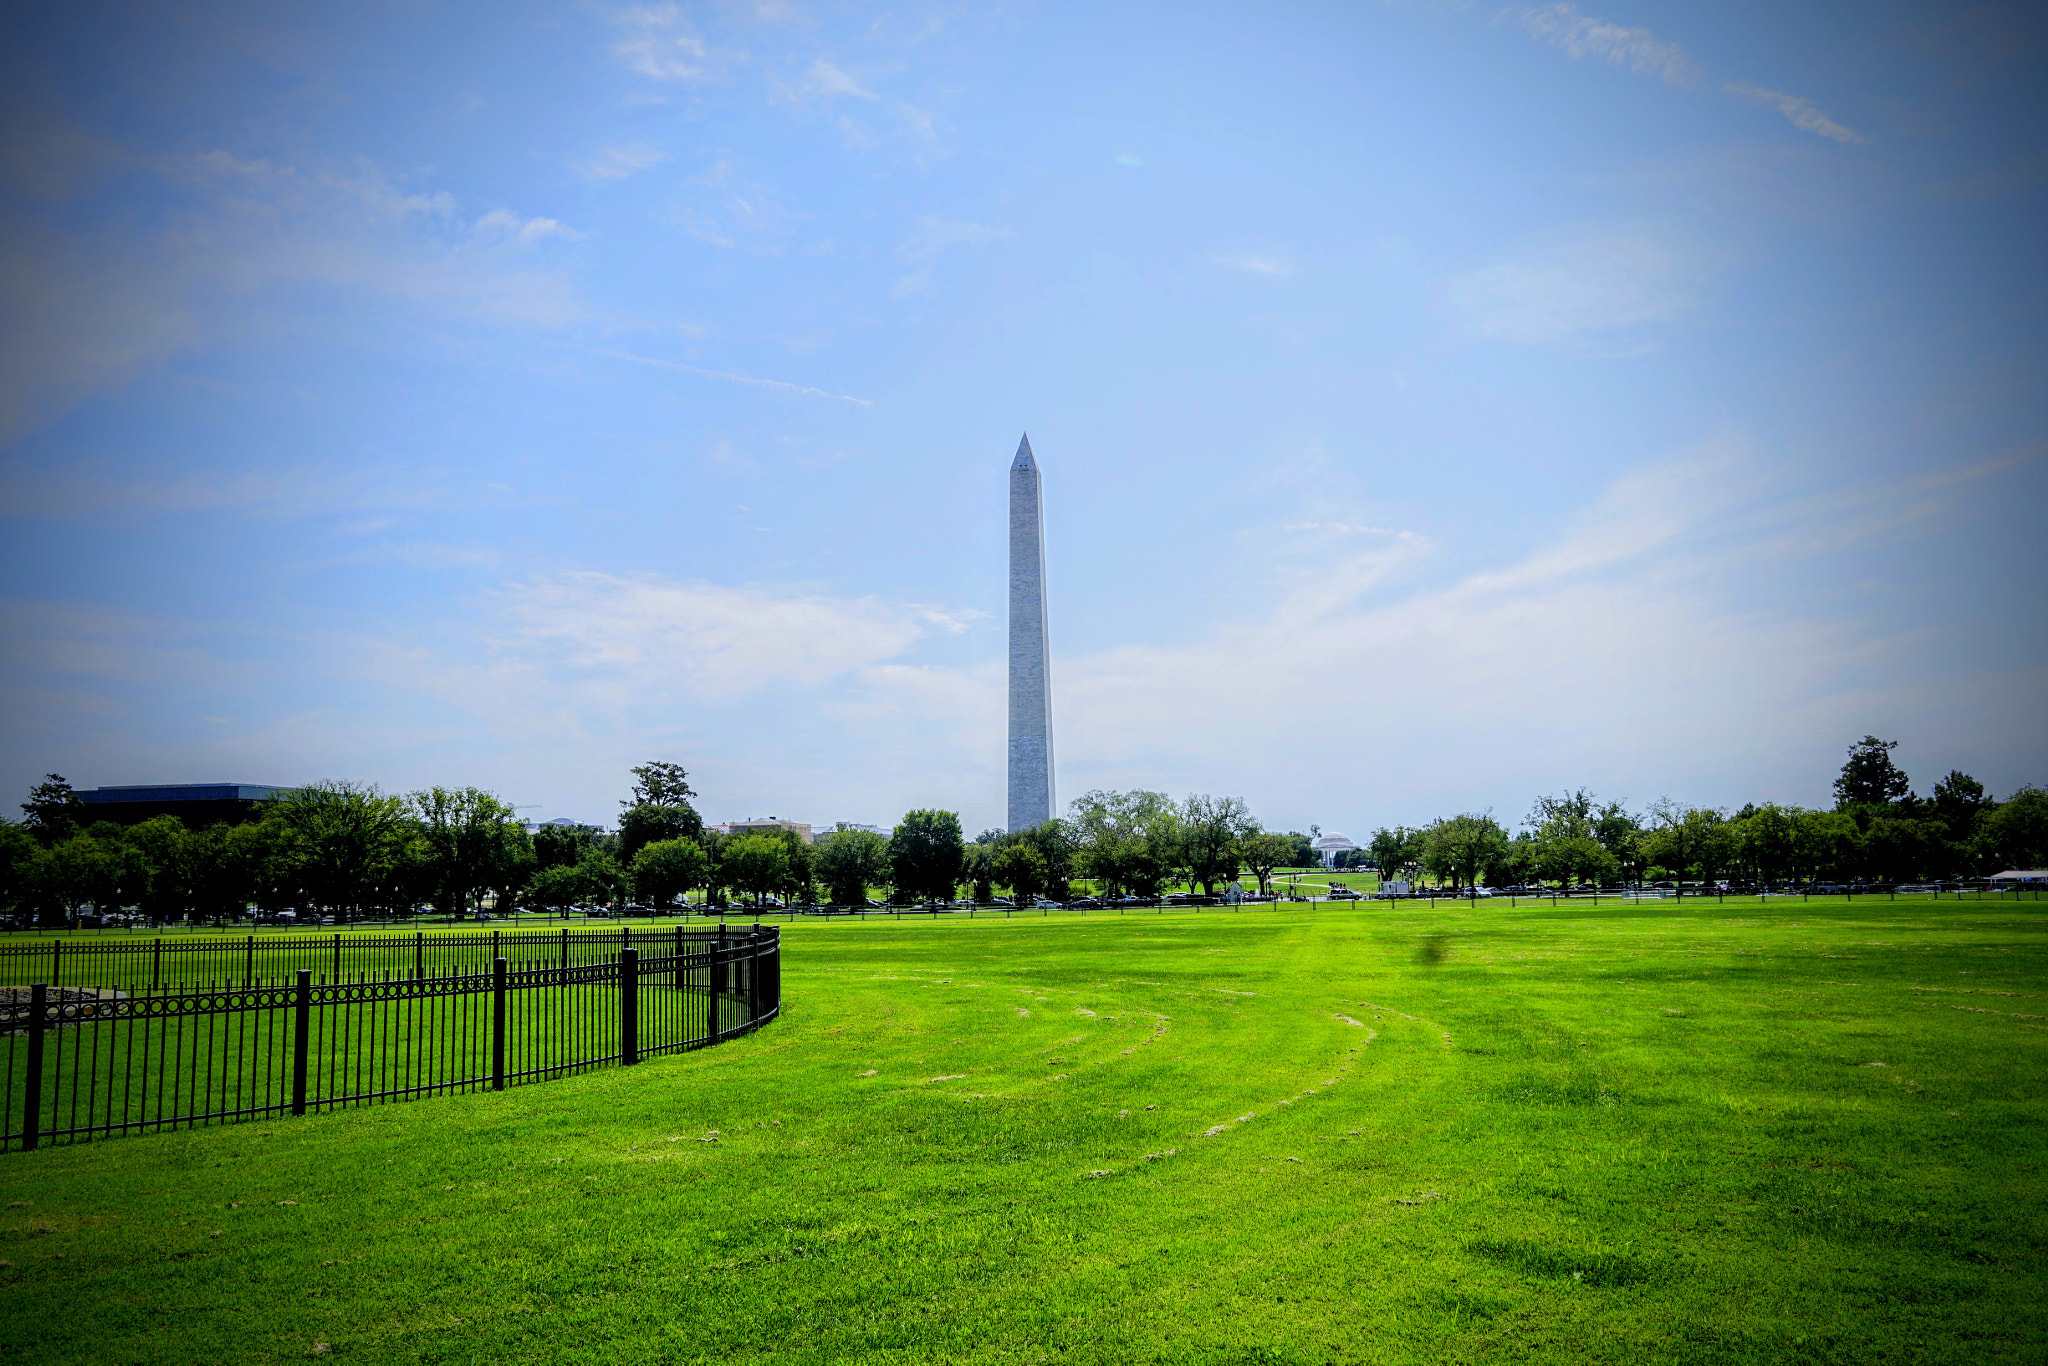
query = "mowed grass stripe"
(2, 900, 2042, 1364)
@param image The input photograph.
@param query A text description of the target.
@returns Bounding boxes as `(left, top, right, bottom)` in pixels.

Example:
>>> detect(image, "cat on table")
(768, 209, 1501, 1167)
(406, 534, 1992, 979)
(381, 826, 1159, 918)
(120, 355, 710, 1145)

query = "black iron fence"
(1, 925, 778, 1153)
(0, 925, 753, 993)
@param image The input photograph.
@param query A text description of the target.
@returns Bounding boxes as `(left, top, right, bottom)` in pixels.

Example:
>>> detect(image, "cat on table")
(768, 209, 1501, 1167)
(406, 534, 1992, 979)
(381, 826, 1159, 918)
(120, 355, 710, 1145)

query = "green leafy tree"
(1369, 827, 1423, 884)
(617, 761, 702, 864)
(1834, 736, 1910, 810)
(187, 821, 278, 923)
(1592, 802, 1645, 882)
(889, 810, 966, 903)
(533, 823, 602, 871)
(1016, 818, 1079, 897)
(1974, 787, 2048, 871)
(1240, 832, 1294, 896)
(1641, 800, 1732, 893)
(125, 815, 194, 924)
(962, 842, 996, 902)
(1864, 816, 1944, 883)
(268, 781, 412, 918)
(1068, 789, 1177, 898)
(632, 838, 709, 906)
(1932, 771, 1989, 832)
(1180, 794, 1253, 895)
(409, 786, 526, 915)
(20, 774, 84, 848)
(816, 828, 891, 905)
(1487, 832, 1536, 889)
(1536, 834, 1616, 888)
(1791, 809, 1862, 882)
(40, 832, 145, 926)
(772, 827, 816, 904)
(992, 842, 1046, 903)
(722, 833, 789, 905)
(0, 822, 39, 920)
(1527, 789, 1613, 887)
(1730, 804, 1798, 887)
(1421, 814, 1510, 891)
(526, 854, 622, 911)
(525, 864, 588, 911)
(617, 802, 703, 865)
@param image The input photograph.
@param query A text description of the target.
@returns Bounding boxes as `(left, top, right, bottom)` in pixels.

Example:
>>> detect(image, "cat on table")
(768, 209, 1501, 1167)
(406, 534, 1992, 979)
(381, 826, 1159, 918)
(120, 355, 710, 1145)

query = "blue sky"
(2, 0, 2043, 837)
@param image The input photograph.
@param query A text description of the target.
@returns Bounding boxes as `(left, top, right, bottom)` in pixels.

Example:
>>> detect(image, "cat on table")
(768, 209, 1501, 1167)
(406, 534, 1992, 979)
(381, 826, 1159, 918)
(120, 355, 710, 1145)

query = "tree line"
(1360, 738, 2046, 891)
(0, 766, 1324, 927)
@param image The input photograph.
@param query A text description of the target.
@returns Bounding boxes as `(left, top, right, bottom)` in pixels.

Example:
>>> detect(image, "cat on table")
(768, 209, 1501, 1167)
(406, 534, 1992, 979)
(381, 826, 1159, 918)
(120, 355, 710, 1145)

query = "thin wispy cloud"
(0, 138, 589, 446)
(576, 143, 669, 180)
(1503, 7, 1870, 146)
(1451, 232, 1697, 343)
(610, 4, 723, 83)
(1724, 83, 1869, 144)
(1214, 253, 1292, 279)
(803, 57, 876, 100)
(894, 216, 1014, 296)
(576, 345, 872, 406)
(677, 158, 800, 248)
(1510, 4, 1697, 86)
(472, 209, 583, 245)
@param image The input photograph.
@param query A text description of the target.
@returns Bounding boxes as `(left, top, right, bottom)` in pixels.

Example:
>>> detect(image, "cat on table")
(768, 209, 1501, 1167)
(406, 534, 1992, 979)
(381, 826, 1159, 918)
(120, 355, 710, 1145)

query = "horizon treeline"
(1359, 737, 2046, 890)
(0, 765, 1320, 927)
(4, 737, 2040, 926)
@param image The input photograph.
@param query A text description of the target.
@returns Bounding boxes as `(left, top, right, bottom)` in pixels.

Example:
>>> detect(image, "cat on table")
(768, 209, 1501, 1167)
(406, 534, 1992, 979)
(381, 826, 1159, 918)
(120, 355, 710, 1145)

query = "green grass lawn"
(3, 898, 2043, 1364)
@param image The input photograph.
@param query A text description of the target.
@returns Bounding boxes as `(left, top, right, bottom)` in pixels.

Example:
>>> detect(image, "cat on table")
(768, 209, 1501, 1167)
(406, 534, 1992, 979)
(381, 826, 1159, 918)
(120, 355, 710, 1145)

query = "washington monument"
(1008, 434, 1054, 831)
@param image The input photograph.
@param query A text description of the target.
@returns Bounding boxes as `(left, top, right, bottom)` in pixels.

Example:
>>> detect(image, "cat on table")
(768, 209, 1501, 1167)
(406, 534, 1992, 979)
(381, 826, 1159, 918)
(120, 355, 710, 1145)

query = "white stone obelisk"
(1007, 434, 1054, 832)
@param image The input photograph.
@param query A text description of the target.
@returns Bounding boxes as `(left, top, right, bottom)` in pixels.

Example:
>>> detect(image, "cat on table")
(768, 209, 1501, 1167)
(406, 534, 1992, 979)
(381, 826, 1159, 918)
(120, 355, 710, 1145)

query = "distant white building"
(1310, 832, 1359, 868)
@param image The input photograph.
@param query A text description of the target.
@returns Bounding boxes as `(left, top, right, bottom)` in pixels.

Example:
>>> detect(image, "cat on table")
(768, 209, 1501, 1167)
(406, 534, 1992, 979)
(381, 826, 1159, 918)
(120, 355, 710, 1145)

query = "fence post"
(152, 937, 162, 991)
(246, 935, 255, 986)
(492, 957, 508, 1091)
(333, 932, 342, 982)
(21, 984, 46, 1151)
(50, 940, 61, 989)
(748, 930, 762, 1024)
(416, 931, 424, 981)
(620, 948, 639, 1065)
(291, 969, 312, 1117)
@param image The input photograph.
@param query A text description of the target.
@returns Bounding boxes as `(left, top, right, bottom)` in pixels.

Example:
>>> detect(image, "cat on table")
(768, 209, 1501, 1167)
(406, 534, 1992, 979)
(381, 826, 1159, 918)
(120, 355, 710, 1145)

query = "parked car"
(1327, 886, 1362, 900)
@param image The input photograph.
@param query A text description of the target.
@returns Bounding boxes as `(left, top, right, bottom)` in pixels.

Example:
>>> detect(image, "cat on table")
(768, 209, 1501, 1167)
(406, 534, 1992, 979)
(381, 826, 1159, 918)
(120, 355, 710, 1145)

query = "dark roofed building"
(78, 783, 295, 828)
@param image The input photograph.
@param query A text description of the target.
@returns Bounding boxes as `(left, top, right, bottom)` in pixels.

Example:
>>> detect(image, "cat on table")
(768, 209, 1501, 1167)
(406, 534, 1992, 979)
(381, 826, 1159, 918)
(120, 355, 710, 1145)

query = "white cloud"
(676, 158, 803, 248)
(1214, 253, 1292, 279)
(1724, 83, 1870, 145)
(771, 55, 943, 158)
(576, 344, 871, 405)
(802, 57, 876, 100)
(1511, 4, 1697, 86)
(576, 143, 669, 180)
(778, 435, 2048, 830)
(611, 4, 721, 82)
(1451, 232, 1697, 343)
(495, 572, 946, 700)
(0, 138, 593, 448)
(894, 216, 1015, 296)
(472, 209, 585, 245)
